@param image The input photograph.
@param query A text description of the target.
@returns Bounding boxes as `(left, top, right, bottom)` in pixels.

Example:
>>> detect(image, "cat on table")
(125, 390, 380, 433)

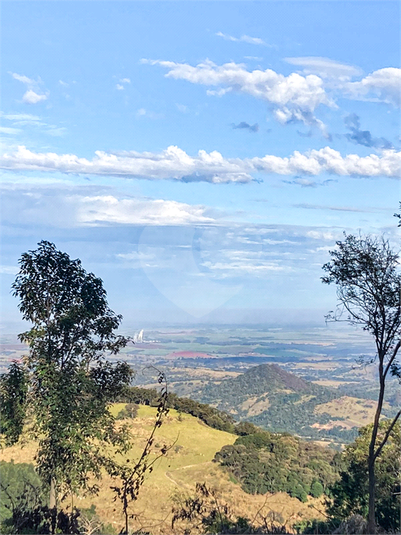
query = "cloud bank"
(1, 145, 400, 182)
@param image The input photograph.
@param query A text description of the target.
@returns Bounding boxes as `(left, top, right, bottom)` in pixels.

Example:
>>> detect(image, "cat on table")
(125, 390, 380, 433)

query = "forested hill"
(196, 363, 356, 442)
(198, 362, 333, 408)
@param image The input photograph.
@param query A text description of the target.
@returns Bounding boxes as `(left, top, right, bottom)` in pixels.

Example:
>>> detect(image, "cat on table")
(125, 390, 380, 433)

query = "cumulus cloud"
(1, 145, 400, 181)
(284, 56, 362, 79)
(346, 68, 401, 107)
(10, 72, 48, 104)
(232, 121, 259, 132)
(143, 59, 335, 134)
(22, 89, 48, 104)
(216, 31, 268, 46)
(344, 113, 393, 149)
(116, 78, 131, 90)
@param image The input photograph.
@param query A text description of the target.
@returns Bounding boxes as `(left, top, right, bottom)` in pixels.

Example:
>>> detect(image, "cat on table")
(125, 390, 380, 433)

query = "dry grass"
(1, 405, 326, 534)
(314, 396, 388, 429)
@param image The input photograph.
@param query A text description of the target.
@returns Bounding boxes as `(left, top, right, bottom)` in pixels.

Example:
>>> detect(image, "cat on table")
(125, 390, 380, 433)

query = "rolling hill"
(196, 363, 384, 443)
(1, 405, 327, 534)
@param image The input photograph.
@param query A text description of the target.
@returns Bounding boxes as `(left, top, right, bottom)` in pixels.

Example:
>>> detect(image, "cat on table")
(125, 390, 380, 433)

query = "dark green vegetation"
(214, 430, 338, 501)
(1, 241, 133, 508)
(328, 422, 400, 533)
(197, 363, 359, 442)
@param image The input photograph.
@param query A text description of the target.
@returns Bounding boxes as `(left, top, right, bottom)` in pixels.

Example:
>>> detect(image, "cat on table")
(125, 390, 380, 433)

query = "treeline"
(214, 430, 339, 502)
(120, 386, 237, 433)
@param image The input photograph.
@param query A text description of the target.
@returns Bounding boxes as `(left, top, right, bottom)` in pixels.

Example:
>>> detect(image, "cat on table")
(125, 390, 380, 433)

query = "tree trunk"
(49, 477, 57, 509)
(367, 459, 375, 534)
(367, 369, 385, 534)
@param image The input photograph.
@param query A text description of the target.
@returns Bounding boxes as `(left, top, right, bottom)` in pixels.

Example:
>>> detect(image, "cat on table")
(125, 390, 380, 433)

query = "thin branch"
(373, 410, 401, 461)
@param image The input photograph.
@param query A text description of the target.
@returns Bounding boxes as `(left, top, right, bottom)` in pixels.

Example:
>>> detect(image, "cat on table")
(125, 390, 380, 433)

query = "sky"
(1, 1, 400, 329)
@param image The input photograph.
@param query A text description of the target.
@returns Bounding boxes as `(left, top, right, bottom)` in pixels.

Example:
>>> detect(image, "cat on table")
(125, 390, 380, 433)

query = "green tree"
(3, 241, 133, 509)
(0, 361, 28, 446)
(310, 480, 324, 499)
(322, 234, 401, 533)
(327, 421, 400, 532)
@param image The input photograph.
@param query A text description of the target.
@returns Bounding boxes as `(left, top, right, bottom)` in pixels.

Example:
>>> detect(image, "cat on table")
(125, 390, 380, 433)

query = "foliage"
(0, 461, 46, 524)
(214, 431, 338, 501)
(0, 361, 28, 446)
(310, 480, 324, 498)
(116, 403, 139, 420)
(327, 421, 401, 532)
(6, 241, 133, 504)
(322, 233, 401, 531)
(0, 462, 79, 535)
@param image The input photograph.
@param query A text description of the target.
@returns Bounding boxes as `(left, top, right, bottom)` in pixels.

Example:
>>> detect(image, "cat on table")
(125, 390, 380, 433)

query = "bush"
(310, 480, 324, 498)
(116, 403, 138, 420)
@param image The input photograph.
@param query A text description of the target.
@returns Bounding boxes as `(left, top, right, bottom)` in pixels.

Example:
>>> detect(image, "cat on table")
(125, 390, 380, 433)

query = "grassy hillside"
(1, 405, 326, 534)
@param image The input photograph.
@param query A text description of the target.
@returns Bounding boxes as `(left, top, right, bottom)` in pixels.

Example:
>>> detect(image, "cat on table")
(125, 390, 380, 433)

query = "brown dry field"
(314, 396, 390, 429)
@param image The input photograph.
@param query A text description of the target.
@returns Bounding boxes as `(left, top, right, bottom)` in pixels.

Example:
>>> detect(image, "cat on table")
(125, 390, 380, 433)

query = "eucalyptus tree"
(322, 234, 401, 533)
(3, 241, 133, 508)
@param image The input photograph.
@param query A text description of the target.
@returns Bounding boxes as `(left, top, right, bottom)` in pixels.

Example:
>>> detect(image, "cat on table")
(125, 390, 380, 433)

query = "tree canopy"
(322, 233, 401, 532)
(2, 241, 133, 506)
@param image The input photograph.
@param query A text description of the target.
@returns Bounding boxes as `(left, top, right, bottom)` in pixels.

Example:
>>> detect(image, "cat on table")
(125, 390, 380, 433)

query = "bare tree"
(322, 233, 401, 533)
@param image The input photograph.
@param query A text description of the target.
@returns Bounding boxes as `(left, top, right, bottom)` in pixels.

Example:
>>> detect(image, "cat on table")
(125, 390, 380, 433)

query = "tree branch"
(373, 410, 401, 461)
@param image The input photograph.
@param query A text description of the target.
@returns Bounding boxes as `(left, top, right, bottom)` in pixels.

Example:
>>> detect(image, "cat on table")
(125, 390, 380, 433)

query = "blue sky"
(1, 1, 400, 328)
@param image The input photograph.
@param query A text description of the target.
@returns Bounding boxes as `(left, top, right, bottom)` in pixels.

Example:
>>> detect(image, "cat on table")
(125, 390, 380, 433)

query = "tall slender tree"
(322, 234, 401, 533)
(3, 241, 133, 508)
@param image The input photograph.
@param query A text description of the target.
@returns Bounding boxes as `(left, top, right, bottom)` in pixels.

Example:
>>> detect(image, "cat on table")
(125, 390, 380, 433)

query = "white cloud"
(2, 113, 41, 123)
(76, 196, 215, 226)
(0, 186, 217, 227)
(216, 31, 268, 46)
(0, 126, 22, 135)
(11, 72, 35, 85)
(284, 57, 362, 79)
(22, 89, 48, 104)
(1, 145, 400, 181)
(143, 59, 334, 133)
(120, 78, 131, 84)
(10, 72, 49, 104)
(0, 265, 19, 275)
(116, 84, 124, 90)
(346, 67, 401, 107)
(307, 230, 336, 240)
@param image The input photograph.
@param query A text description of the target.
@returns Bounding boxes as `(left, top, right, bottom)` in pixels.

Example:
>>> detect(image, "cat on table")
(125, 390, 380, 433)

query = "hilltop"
(196, 363, 385, 442)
